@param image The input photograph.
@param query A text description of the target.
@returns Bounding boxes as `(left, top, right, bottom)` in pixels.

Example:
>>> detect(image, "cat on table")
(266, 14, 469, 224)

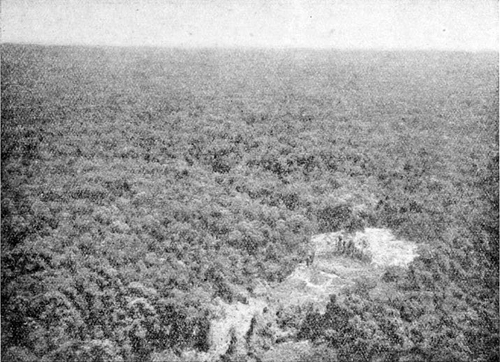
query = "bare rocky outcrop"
(203, 228, 419, 361)
(207, 298, 268, 360)
(312, 228, 418, 268)
(351, 228, 418, 267)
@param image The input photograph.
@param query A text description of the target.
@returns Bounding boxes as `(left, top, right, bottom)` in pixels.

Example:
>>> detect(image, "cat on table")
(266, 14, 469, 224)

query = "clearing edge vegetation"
(1, 44, 498, 361)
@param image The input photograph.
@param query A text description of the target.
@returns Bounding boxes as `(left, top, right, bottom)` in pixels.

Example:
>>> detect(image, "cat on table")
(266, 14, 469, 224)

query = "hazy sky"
(2, 0, 498, 50)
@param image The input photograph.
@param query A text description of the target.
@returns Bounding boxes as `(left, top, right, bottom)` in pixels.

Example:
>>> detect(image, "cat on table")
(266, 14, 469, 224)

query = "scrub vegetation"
(2, 44, 498, 361)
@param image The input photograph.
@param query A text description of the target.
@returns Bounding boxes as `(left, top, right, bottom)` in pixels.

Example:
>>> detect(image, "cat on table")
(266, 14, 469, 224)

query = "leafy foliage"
(2, 44, 498, 361)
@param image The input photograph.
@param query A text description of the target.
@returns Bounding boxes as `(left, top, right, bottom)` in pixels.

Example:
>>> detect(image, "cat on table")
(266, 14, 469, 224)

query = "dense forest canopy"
(1, 44, 498, 361)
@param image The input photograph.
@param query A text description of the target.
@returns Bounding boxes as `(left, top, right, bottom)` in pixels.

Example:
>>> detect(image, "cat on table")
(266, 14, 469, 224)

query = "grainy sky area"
(2, 0, 498, 50)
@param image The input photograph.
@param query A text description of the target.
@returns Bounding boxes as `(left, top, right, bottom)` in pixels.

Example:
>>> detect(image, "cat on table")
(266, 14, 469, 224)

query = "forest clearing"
(1, 44, 498, 361)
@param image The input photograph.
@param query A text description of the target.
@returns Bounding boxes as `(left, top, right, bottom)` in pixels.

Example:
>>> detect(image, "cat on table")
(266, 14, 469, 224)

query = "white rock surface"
(352, 228, 419, 267)
(207, 298, 267, 360)
(205, 228, 418, 360)
(312, 228, 418, 268)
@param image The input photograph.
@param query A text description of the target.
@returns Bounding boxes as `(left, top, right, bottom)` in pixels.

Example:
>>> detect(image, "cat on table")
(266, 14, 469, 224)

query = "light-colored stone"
(352, 228, 418, 267)
(204, 228, 418, 360)
(207, 298, 267, 361)
(312, 228, 418, 268)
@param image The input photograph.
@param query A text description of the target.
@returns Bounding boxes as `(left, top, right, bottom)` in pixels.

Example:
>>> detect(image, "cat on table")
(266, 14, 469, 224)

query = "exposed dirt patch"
(206, 228, 418, 360)
(208, 298, 268, 358)
(352, 228, 418, 267)
(272, 228, 418, 309)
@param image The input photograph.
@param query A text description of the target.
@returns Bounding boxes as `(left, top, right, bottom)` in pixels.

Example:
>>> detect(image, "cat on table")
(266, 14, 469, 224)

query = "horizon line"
(3, 41, 498, 54)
